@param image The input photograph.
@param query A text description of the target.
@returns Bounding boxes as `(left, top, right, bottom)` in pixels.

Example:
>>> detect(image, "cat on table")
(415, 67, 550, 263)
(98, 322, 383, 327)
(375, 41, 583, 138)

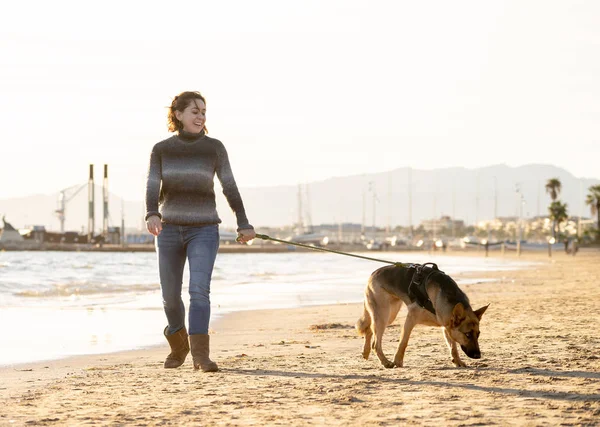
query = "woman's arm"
(145, 143, 162, 222)
(215, 141, 253, 232)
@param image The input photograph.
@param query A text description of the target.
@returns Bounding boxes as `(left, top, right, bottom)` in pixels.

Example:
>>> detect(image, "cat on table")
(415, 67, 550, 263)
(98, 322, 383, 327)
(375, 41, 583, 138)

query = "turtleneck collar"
(177, 129, 206, 143)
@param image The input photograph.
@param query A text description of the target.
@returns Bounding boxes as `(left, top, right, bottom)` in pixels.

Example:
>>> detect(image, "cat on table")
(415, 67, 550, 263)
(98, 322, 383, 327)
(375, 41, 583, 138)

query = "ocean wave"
(249, 271, 277, 278)
(71, 264, 94, 269)
(15, 283, 158, 298)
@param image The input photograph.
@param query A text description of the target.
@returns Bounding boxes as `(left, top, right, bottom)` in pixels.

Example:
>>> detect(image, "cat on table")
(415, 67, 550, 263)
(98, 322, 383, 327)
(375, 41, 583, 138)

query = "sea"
(0, 250, 533, 366)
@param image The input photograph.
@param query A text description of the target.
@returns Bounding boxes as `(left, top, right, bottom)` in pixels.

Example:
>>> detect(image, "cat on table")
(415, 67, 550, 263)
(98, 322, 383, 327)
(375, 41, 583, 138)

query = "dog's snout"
(462, 345, 481, 359)
(467, 350, 481, 359)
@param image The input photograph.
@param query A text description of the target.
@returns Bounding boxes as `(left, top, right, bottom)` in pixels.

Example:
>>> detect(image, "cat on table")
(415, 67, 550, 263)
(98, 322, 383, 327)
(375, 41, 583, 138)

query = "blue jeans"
(156, 223, 220, 335)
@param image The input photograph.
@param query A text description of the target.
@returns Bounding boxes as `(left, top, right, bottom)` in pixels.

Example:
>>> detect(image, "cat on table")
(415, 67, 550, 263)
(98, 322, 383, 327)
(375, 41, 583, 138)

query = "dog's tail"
(355, 303, 371, 336)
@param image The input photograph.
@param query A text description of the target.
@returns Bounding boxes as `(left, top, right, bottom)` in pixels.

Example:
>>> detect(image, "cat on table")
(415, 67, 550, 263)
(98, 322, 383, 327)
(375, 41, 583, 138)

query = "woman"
(145, 91, 255, 372)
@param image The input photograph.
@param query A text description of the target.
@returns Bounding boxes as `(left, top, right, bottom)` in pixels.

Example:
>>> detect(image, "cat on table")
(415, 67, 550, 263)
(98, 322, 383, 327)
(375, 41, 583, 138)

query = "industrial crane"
(54, 183, 87, 233)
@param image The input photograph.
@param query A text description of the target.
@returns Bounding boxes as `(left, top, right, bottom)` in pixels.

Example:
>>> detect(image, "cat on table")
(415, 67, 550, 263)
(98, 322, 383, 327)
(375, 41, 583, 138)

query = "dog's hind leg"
(370, 303, 394, 369)
(443, 328, 466, 367)
(393, 307, 418, 368)
(356, 303, 373, 360)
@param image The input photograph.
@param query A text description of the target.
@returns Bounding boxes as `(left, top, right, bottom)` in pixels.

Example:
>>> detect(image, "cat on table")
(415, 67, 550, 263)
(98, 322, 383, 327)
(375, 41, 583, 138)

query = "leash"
(248, 233, 439, 315)
(250, 233, 409, 268)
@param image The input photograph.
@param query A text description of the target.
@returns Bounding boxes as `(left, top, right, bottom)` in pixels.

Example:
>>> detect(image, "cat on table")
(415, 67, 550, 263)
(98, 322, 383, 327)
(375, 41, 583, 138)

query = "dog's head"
(446, 302, 489, 359)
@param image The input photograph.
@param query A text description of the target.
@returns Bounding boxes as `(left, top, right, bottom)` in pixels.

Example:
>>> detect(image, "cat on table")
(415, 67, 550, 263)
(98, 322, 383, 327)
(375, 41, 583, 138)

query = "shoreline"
(0, 251, 537, 368)
(2, 251, 599, 425)
(3, 241, 591, 253)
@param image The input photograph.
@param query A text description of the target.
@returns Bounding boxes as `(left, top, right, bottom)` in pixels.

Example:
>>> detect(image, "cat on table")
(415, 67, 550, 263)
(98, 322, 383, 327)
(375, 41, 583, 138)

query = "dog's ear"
(474, 304, 490, 321)
(451, 303, 466, 326)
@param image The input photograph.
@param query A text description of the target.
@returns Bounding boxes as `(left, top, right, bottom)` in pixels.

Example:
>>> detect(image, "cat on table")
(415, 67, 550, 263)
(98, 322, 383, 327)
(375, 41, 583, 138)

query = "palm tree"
(586, 185, 600, 241)
(546, 178, 563, 238)
(548, 201, 568, 238)
(545, 178, 562, 202)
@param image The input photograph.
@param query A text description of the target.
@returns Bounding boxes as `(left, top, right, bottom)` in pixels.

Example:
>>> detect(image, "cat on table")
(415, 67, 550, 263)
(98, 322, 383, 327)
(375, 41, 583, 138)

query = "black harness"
(407, 262, 445, 315)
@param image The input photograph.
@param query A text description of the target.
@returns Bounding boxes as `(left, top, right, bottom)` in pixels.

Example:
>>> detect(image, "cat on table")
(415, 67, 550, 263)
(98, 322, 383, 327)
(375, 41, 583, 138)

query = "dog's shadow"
(478, 366, 600, 379)
(223, 367, 600, 402)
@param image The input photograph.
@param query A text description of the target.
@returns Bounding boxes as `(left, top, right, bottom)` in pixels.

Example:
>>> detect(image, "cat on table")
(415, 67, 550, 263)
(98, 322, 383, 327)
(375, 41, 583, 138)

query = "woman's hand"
(236, 228, 256, 244)
(146, 216, 163, 236)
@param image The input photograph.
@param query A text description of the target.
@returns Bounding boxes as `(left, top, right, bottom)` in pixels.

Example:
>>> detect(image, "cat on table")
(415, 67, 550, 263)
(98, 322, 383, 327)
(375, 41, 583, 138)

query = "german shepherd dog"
(356, 263, 489, 368)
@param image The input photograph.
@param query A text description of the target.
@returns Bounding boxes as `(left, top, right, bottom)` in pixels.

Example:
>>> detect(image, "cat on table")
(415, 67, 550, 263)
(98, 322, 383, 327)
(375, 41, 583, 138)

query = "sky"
(1, 0, 599, 202)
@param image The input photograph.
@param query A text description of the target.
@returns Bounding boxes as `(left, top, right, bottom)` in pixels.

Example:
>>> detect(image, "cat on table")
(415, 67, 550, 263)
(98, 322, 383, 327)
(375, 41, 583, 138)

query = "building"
(420, 216, 465, 233)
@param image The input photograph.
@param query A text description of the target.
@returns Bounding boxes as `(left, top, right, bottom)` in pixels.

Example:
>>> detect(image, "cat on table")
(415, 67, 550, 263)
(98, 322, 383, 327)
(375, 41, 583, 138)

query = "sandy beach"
(1, 250, 599, 426)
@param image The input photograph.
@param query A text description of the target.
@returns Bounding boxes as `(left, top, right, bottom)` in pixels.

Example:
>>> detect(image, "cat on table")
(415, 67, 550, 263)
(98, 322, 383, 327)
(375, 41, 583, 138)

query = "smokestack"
(88, 164, 94, 242)
(103, 164, 109, 236)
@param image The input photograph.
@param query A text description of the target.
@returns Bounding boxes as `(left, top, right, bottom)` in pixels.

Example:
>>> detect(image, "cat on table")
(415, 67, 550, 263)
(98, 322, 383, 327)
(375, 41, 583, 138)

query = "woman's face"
(175, 99, 206, 133)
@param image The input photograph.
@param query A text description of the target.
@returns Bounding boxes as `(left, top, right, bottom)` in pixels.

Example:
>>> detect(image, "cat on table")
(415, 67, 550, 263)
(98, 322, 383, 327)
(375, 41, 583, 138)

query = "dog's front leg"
(442, 328, 466, 367)
(393, 314, 417, 367)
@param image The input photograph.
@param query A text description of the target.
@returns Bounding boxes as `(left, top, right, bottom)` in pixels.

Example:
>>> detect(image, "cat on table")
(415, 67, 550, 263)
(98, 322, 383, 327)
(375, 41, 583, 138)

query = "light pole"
(515, 184, 525, 256)
(408, 168, 413, 238)
(361, 188, 366, 240)
(369, 181, 378, 242)
(547, 236, 556, 257)
(494, 176, 498, 220)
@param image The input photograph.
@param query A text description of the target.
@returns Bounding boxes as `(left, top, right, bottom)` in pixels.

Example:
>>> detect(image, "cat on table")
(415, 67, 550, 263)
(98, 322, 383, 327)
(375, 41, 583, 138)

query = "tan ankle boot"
(190, 334, 218, 372)
(163, 326, 190, 369)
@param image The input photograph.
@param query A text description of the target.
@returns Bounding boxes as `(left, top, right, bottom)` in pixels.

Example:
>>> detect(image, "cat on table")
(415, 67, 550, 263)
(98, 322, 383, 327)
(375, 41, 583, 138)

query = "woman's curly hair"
(167, 91, 208, 133)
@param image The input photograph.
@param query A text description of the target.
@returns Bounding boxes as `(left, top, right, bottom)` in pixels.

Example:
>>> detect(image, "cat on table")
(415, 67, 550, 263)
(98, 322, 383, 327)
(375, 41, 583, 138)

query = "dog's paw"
(382, 360, 395, 369)
(452, 358, 467, 368)
(393, 360, 404, 368)
(362, 352, 370, 360)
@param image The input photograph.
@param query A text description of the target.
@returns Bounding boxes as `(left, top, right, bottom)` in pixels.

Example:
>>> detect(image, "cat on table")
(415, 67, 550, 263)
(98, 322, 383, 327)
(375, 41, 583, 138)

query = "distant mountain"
(236, 164, 599, 229)
(1, 164, 598, 232)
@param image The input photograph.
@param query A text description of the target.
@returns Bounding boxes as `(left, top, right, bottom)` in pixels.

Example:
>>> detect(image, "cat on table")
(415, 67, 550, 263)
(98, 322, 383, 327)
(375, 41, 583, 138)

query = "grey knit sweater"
(145, 130, 253, 231)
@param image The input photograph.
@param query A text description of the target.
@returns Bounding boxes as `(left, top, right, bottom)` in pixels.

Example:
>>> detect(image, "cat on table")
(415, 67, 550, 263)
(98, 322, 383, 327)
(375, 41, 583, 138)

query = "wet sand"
(1, 250, 599, 426)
